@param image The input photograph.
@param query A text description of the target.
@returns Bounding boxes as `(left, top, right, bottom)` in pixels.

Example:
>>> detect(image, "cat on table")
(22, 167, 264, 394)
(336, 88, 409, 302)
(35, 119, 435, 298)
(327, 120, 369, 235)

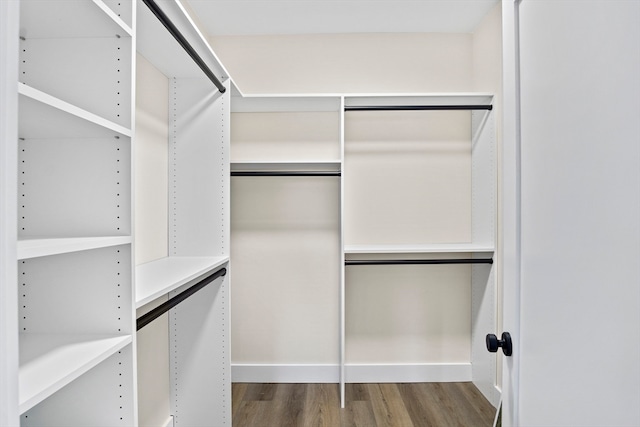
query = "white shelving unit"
(340, 93, 497, 407)
(5, 0, 138, 425)
(229, 91, 343, 383)
(135, 0, 231, 425)
(228, 90, 497, 408)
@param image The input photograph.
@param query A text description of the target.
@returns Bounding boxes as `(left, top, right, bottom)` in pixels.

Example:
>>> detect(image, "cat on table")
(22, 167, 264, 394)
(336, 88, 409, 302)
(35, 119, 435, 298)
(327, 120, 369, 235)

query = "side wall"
(134, 53, 171, 427)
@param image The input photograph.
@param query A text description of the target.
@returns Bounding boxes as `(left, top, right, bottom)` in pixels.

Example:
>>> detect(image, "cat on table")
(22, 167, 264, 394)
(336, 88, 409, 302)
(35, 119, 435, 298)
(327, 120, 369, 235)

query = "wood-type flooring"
(232, 382, 496, 427)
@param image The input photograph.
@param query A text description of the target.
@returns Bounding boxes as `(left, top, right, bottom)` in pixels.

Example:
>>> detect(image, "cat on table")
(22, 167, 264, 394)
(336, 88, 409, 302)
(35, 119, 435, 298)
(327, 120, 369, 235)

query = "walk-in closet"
(5, 0, 637, 426)
(3, 0, 502, 424)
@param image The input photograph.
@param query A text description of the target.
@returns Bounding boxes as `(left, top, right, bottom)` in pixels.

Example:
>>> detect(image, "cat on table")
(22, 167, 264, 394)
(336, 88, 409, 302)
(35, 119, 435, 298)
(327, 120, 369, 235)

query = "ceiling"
(185, 0, 500, 36)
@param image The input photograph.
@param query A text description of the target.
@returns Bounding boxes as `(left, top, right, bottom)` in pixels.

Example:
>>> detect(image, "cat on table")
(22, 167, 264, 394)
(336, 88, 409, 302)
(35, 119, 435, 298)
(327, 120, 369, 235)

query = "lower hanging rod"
(231, 171, 341, 177)
(142, 0, 226, 93)
(345, 105, 492, 111)
(345, 259, 493, 266)
(137, 267, 227, 331)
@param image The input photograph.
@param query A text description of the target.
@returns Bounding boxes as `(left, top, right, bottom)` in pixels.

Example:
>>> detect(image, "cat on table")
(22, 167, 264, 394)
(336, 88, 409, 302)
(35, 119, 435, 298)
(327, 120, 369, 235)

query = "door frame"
(1, 1, 20, 425)
(499, 1, 521, 425)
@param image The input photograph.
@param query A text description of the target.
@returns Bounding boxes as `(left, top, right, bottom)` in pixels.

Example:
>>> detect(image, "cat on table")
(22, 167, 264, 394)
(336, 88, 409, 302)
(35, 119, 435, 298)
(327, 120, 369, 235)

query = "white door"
(501, 1, 640, 426)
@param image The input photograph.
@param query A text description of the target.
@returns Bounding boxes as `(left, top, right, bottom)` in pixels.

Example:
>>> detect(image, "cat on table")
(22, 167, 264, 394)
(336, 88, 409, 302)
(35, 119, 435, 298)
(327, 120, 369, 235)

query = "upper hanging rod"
(231, 171, 341, 177)
(345, 259, 493, 266)
(137, 267, 227, 331)
(345, 105, 492, 111)
(142, 0, 226, 93)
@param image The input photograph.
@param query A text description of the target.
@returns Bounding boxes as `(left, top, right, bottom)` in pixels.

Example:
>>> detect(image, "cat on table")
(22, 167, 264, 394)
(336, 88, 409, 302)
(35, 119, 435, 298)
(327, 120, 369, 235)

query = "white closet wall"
(211, 33, 474, 94)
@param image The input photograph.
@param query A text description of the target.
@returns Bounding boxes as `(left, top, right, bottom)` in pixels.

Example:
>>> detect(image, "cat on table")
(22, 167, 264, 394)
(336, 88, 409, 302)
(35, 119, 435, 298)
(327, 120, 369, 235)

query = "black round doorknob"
(486, 332, 513, 356)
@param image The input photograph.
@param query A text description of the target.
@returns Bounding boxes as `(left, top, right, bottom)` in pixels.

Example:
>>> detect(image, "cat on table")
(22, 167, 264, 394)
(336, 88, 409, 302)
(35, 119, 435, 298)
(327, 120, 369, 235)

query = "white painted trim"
(493, 397, 502, 427)
(232, 364, 339, 383)
(231, 364, 339, 383)
(339, 95, 346, 408)
(500, 1, 522, 425)
(345, 363, 472, 383)
(1, 1, 19, 424)
(231, 363, 472, 384)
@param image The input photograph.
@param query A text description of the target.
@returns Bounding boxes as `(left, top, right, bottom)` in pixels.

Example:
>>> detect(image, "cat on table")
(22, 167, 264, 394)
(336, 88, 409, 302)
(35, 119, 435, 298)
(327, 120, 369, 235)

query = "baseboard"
(345, 363, 472, 383)
(231, 363, 471, 383)
(232, 364, 339, 383)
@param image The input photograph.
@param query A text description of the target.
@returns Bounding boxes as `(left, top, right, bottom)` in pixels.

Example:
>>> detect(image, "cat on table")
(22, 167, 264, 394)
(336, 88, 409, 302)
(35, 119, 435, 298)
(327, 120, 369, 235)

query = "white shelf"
(137, 0, 229, 81)
(93, 0, 133, 35)
(20, 0, 132, 39)
(17, 236, 132, 260)
(231, 161, 341, 173)
(19, 334, 131, 413)
(344, 243, 494, 256)
(135, 256, 229, 308)
(18, 84, 131, 139)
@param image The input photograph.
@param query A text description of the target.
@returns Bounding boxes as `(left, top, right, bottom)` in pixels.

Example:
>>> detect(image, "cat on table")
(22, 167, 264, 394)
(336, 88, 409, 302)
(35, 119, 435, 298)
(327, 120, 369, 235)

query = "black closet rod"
(345, 259, 493, 266)
(231, 171, 341, 177)
(142, 0, 226, 94)
(136, 267, 227, 331)
(345, 105, 492, 111)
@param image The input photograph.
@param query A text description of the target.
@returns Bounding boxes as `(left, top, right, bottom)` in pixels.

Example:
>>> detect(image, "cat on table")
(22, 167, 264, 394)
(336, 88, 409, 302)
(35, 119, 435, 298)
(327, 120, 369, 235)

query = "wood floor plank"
(398, 383, 441, 427)
(431, 382, 468, 427)
(340, 400, 377, 427)
(456, 382, 496, 424)
(232, 382, 497, 427)
(302, 383, 341, 427)
(404, 382, 458, 426)
(274, 383, 307, 427)
(231, 401, 269, 427)
(442, 383, 482, 426)
(232, 382, 248, 419)
(368, 383, 414, 427)
(345, 383, 371, 403)
(242, 382, 278, 402)
(346, 383, 370, 402)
